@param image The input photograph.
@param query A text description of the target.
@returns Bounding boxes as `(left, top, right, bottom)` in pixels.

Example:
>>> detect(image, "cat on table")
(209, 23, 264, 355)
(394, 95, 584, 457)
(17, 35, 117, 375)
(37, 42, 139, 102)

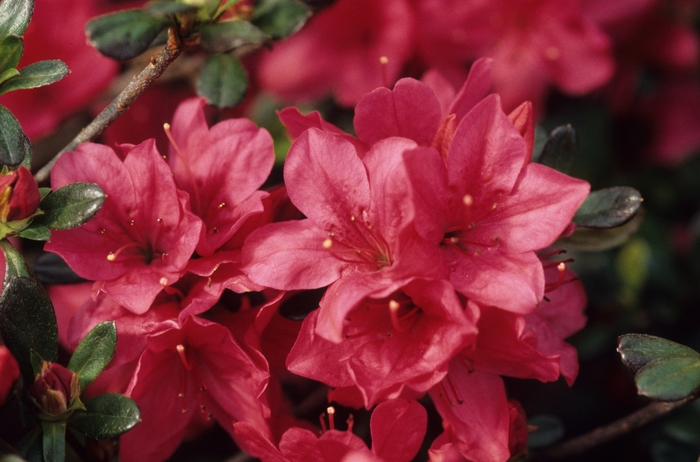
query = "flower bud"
(29, 361, 80, 419)
(0, 166, 41, 224)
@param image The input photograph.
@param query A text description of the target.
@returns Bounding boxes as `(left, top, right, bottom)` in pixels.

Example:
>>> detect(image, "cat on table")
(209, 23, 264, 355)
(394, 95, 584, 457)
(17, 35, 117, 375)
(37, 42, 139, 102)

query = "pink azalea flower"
(0, 0, 119, 140)
(233, 398, 427, 462)
(45, 141, 202, 314)
(254, 0, 415, 106)
(286, 278, 476, 408)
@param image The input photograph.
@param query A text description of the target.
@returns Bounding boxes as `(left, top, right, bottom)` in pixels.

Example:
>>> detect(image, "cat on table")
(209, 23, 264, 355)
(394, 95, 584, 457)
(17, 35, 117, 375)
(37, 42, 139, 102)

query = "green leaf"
(574, 187, 643, 229)
(252, 0, 310, 39)
(527, 415, 564, 449)
(196, 53, 248, 108)
(0, 276, 58, 383)
(0, 60, 69, 96)
(0, 35, 23, 73)
(35, 183, 105, 230)
(70, 394, 140, 439)
(30, 349, 44, 376)
(68, 322, 116, 390)
(0, 67, 19, 86)
(0, 104, 31, 167)
(41, 421, 65, 462)
(1, 238, 31, 284)
(145, 1, 199, 16)
(16, 427, 42, 462)
(86, 10, 171, 61)
(618, 334, 700, 401)
(538, 124, 577, 175)
(556, 211, 644, 252)
(0, 0, 34, 40)
(200, 20, 267, 53)
(17, 224, 50, 241)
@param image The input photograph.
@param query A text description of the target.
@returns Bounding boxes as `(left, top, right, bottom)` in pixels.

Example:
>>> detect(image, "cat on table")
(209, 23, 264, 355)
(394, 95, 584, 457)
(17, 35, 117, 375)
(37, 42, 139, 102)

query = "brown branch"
(33, 27, 184, 183)
(531, 395, 698, 460)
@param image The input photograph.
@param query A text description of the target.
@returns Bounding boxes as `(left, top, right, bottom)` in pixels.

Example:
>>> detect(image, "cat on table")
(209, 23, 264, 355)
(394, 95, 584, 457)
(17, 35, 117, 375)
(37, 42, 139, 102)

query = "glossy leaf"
(35, 182, 105, 230)
(86, 10, 171, 61)
(145, 1, 199, 16)
(252, 0, 310, 39)
(0, 276, 58, 382)
(0, 67, 19, 85)
(0, 60, 70, 96)
(33, 252, 85, 285)
(1, 238, 31, 283)
(68, 322, 117, 390)
(70, 394, 141, 439)
(196, 53, 247, 108)
(574, 187, 643, 229)
(0, 104, 30, 167)
(41, 421, 66, 462)
(0, 0, 33, 40)
(618, 334, 700, 401)
(200, 20, 267, 53)
(528, 415, 564, 448)
(557, 211, 644, 252)
(538, 124, 577, 175)
(0, 35, 23, 73)
(18, 224, 51, 241)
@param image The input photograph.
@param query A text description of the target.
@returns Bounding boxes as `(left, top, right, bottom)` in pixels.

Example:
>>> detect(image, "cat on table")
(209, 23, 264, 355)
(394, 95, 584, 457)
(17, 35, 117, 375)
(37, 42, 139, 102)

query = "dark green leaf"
(41, 421, 65, 462)
(0, 0, 33, 40)
(33, 253, 85, 285)
(196, 53, 247, 108)
(0, 104, 30, 167)
(0, 276, 58, 382)
(145, 1, 199, 16)
(574, 187, 643, 229)
(252, 0, 309, 39)
(618, 334, 700, 401)
(30, 349, 44, 376)
(17, 225, 50, 241)
(1, 238, 31, 284)
(0, 35, 23, 73)
(86, 10, 171, 61)
(16, 427, 42, 462)
(527, 415, 564, 448)
(0, 60, 69, 96)
(556, 211, 644, 251)
(68, 322, 116, 390)
(70, 394, 140, 439)
(35, 183, 105, 230)
(538, 124, 577, 174)
(200, 20, 267, 53)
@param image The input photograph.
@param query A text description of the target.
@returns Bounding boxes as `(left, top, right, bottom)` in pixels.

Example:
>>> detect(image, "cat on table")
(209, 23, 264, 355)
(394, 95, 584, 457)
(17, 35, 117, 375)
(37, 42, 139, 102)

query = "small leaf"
(30, 349, 44, 376)
(0, 60, 70, 96)
(0, 35, 23, 73)
(556, 211, 644, 252)
(0, 104, 31, 167)
(252, 0, 310, 39)
(70, 394, 140, 439)
(574, 187, 643, 229)
(18, 224, 51, 241)
(196, 53, 248, 108)
(527, 415, 564, 448)
(41, 421, 66, 462)
(16, 427, 42, 462)
(0, 0, 34, 40)
(200, 20, 267, 53)
(618, 334, 700, 401)
(86, 10, 171, 61)
(1, 238, 31, 284)
(0, 276, 58, 383)
(0, 67, 19, 85)
(538, 125, 577, 174)
(145, 1, 199, 16)
(35, 183, 105, 230)
(33, 252, 85, 285)
(68, 322, 116, 390)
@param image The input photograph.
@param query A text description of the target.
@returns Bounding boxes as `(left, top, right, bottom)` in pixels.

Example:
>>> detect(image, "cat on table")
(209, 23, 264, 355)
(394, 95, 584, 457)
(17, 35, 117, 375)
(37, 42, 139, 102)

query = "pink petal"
(371, 399, 427, 462)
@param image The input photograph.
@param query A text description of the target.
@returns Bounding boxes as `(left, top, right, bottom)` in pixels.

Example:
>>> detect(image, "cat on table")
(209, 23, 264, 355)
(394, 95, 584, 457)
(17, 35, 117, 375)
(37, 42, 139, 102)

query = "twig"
(532, 395, 698, 460)
(33, 27, 184, 183)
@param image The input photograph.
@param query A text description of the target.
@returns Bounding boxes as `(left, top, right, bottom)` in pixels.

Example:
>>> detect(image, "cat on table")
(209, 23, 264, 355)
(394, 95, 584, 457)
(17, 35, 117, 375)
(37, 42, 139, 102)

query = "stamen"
(380, 56, 389, 88)
(346, 414, 354, 432)
(218, 202, 226, 209)
(176, 344, 193, 371)
(319, 412, 328, 433)
(159, 277, 169, 286)
(163, 285, 185, 299)
(445, 376, 464, 406)
(106, 242, 143, 262)
(545, 262, 567, 293)
(327, 406, 336, 430)
(540, 249, 567, 260)
(323, 238, 333, 249)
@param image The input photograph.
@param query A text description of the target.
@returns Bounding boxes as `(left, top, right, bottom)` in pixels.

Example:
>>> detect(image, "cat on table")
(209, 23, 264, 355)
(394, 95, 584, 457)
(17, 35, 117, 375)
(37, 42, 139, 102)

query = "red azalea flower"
(0, 346, 19, 406)
(0, 166, 41, 225)
(287, 278, 476, 408)
(45, 141, 203, 314)
(255, 0, 415, 106)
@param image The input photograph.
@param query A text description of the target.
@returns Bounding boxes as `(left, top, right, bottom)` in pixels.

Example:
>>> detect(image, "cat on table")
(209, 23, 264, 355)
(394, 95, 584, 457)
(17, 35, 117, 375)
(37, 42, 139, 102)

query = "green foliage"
(0, 35, 23, 73)
(86, 9, 172, 61)
(41, 421, 66, 462)
(200, 20, 268, 53)
(618, 334, 700, 401)
(251, 0, 310, 39)
(35, 182, 105, 231)
(67, 322, 117, 391)
(0, 104, 31, 167)
(558, 210, 645, 251)
(527, 415, 564, 449)
(537, 124, 577, 175)
(0, 60, 70, 96)
(574, 186, 644, 229)
(196, 53, 248, 108)
(0, 0, 33, 40)
(145, 1, 200, 16)
(70, 394, 141, 439)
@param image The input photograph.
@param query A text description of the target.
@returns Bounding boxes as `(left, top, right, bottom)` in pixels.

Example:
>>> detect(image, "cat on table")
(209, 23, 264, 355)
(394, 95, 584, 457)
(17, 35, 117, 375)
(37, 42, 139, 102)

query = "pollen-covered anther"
(159, 277, 169, 286)
(323, 238, 333, 249)
(492, 203, 498, 210)
(379, 56, 389, 88)
(176, 344, 193, 371)
(327, 406, 336, 430)
(463, 194, 473, 206)
(218, 202, 226, 209)
(129, 220, 135, 226)
(100, 228, 106, 234)
(106, 242, 143, 262)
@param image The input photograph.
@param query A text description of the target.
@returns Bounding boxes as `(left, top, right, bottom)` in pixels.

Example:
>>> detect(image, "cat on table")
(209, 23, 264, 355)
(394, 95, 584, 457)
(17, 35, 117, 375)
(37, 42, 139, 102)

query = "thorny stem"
(531, 394, 698, 460)
(33, 27, 184, 183)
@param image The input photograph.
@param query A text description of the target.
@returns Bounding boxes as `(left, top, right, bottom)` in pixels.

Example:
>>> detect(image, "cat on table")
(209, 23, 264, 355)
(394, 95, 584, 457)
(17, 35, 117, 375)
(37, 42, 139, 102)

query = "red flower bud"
(0, 166, 41, 222)
(29, 361, 80, 418)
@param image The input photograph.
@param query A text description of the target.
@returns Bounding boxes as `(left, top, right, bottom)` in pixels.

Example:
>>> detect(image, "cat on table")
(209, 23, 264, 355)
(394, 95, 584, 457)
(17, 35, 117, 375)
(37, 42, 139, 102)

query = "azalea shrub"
(1, 1, 700, 462)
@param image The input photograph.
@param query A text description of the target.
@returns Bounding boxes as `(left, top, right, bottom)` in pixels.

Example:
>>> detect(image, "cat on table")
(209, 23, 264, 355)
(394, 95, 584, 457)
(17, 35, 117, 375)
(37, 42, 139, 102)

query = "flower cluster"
(48, 58, 590, 462)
